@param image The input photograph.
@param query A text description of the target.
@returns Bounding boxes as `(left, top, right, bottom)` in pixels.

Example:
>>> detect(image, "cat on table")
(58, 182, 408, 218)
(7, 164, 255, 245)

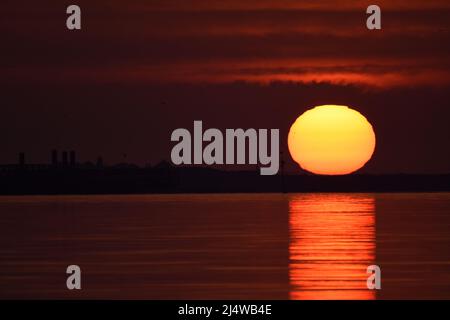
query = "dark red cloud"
(2, 1, 450, 87)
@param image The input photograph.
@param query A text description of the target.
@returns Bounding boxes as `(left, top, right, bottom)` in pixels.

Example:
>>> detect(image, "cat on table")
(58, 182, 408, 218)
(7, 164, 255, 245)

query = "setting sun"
(288, 105, 376, 175)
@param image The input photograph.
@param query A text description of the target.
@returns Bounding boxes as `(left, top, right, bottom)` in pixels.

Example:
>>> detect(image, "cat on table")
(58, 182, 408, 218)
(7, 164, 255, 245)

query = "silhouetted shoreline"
(1, 161, 449, 195)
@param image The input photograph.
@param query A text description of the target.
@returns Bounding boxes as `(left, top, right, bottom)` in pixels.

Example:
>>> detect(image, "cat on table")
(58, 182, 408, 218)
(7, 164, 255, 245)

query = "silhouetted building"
(51, 150, 58, 166)
(62, 151, 68, 166)
(69, 151, 76, 166)
(19, 152, 25, 167)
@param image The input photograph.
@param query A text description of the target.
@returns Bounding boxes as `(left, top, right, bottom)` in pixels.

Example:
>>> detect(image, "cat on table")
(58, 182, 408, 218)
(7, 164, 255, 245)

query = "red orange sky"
(1, 1, 450, 174)
(3, 0, 450, 88)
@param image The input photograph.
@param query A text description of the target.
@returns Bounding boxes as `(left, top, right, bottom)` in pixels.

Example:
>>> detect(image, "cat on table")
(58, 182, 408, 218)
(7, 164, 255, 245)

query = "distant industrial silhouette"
(0, 151, 449, 195)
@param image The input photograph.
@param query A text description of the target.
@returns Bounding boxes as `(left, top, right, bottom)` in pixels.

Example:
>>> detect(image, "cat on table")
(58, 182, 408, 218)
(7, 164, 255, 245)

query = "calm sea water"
(0, 193, 449, 299)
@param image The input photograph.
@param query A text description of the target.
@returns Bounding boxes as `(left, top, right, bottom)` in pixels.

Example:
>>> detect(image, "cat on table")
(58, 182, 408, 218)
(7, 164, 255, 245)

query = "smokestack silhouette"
(19, 152, 25, 167)
(51, 150, 58, 166)
(62, 151, 68, 166)
(69, 151, 76, 166)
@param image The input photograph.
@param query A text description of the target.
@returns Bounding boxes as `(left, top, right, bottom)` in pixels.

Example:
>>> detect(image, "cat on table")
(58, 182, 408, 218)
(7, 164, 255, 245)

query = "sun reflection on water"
(289, 193, 376, 300)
